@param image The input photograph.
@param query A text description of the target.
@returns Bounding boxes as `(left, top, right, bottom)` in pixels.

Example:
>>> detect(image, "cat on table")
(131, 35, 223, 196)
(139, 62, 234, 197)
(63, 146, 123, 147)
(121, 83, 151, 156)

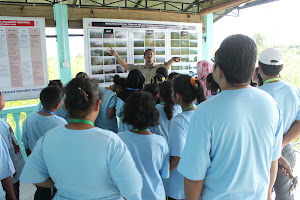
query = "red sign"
(0, 20, 34, 27)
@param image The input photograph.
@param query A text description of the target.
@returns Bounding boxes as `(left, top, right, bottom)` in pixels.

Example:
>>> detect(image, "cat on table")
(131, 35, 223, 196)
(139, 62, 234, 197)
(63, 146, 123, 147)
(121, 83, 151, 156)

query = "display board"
(0, 17, 48, 101)
(84, 19, 202, 86)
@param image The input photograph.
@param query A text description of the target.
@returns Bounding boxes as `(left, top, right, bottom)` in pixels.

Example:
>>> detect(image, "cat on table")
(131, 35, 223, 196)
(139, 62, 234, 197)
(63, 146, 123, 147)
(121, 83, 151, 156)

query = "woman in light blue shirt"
(20, 77, 142, 200)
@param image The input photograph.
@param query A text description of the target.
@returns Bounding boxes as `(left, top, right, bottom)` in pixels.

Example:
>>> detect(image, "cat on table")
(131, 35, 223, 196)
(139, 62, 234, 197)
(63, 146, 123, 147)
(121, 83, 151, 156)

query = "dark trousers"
(34, 187, 57, 200)
(6, 181, 19, 200)
(167, 197, 184, 200)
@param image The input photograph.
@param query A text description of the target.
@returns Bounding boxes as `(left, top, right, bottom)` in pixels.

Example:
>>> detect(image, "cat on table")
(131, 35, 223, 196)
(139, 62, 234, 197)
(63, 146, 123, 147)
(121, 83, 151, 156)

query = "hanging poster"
(83, 18, 202, 86)
(0, 17, 48, 101)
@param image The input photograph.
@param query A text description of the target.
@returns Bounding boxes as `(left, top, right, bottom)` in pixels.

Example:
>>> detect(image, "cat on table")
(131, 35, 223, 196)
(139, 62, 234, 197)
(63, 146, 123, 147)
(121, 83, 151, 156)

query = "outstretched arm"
(165, 57, 181, 69)
(108, 47, 130, 70)
(282, 120, 300, 148)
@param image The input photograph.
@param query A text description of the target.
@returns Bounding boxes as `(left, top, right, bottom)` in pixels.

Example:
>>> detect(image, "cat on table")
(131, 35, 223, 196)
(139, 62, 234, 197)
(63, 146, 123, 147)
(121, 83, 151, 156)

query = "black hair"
(113, 75, 127, 89)
(167, 72, 180, 82)
(118, 69, 145, 102)
(48, 80, 63, 89)
(143, 84, 160, 104)
(259, 61, 282, 77)
(123, 91, 159, 129)
(160, 81, 175, 120)
(255, 67, 264, 86)
(214, 34, 257, 85)
(40, 86, 64, 110)
(144, 49, 154, 56)
(76, 72, 88, 79)
(207, 73, 220, 91)
(65, 77, 102, 119)
(173, 75, 206, 104)
(156, 67, 168, 78)
(151, 74, 166, 85)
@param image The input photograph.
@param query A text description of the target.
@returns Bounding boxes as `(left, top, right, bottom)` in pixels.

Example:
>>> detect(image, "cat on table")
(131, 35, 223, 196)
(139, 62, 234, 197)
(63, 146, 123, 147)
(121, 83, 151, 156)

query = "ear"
(54, 100, 63, 111)
(64, 99, 69, 112)
(280, 65, 284, 72)
(214, 66, 223, 80)
(95, 99, 101, 112)
(258, 64, 263, 74)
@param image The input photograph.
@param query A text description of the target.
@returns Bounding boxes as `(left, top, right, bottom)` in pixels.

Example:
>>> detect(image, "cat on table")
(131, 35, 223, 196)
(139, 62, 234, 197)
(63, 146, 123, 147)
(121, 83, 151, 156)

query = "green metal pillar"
(53, 4, 72, 86)
(202, 13, 213, 61)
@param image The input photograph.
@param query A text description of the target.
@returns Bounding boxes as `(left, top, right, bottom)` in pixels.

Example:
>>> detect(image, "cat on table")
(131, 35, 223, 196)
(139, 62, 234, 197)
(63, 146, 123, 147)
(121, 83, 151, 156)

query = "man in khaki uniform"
(109, 48, 180, 84)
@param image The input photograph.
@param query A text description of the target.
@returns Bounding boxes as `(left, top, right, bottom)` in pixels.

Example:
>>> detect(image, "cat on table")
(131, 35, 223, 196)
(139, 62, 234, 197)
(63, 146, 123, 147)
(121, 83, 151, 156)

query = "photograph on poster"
(91, 57, 103, 65)
(134, 40, 144, 47)
(104, 66, 116, 74)
(145, 30, 154, 39)
(171, 32, 180, 39)
(97, 75, 105, 83)
(90, 30, 103, 38)
(180, 40, 189, 47)
(189, 33, 197, 40)
(180, 31, 189, 39)
(92, 66, 104, 75)
(115, 31, 128, 39)
(181, 56, 189, 62)
(145, 39, 154, 47)
(181, 48, 189, 55)
(117, 49, 127, 56)
(105, 75, 114, 82)
(189, 62, 197, 69)
(91, 49, 103, 56)
(171, 48, 180, 55)
(190, 41, 197, 47)
(103, 40, 115, 47)
(134, 48, 145, 55)
(189, 55, 198, 62)
(156, 40, 165, 47)
(117, 65, 127, 73)
(133, 31, 145, 39)
(104, 57, 116, 65)
(116, 41, 127, 47)
(155, 48, 165, 55)
(90, 41, 102, 47)
(116, 56, 127, 64)
(104, 50, 111, 56)
(104, 29, 114, 38)
(171, 40, 179, 47)
(134, 56, 144, 64)
(156, 56, 165, 63)
(155, 32, 165, 39)
(190, 48, 198, 55)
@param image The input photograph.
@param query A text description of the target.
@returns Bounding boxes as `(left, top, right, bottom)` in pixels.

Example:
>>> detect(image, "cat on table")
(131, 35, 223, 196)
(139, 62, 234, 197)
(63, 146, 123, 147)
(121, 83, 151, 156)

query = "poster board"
(0, 17, 48, 101)
(83, 18, 202, 86)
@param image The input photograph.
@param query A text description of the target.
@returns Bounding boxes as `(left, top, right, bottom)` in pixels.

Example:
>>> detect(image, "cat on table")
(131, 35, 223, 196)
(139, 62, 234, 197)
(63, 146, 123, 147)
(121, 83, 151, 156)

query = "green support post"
(54, 4, 72, 86)
(202, 13, 213, 61)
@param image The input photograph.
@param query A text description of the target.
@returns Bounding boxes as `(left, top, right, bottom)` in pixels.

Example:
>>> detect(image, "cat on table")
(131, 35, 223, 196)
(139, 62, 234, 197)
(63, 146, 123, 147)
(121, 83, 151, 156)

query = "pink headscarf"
(197, 60, 213, 97)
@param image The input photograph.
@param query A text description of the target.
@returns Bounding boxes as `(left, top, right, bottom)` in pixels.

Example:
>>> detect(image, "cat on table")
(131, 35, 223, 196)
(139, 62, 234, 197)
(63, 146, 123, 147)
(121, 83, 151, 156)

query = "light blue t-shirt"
(155, 104, 182, 140)
(34, 101, 69, 122)
(95, 88, 118, 133)
(20, 126, 142, 200)
(0, 136, 15, 199)
(165, 110, 194, 199)
(260, 81, 300, 135)
(116, 97, 132, 132)
(21, 112, 67, 151)
(177, 87, 283, 200)
(0, 117, 25, 183)
(118, 131, 169, 200)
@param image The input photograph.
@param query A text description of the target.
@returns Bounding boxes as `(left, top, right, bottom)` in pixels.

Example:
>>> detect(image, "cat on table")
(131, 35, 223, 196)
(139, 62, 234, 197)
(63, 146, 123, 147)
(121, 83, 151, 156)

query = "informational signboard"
(0, 17, 48, 101)
(83, 18, 202, 86)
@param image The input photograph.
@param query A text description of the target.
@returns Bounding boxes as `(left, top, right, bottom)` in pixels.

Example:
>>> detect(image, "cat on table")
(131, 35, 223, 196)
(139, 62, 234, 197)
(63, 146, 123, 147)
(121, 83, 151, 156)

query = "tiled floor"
(20, 153, 300, 200)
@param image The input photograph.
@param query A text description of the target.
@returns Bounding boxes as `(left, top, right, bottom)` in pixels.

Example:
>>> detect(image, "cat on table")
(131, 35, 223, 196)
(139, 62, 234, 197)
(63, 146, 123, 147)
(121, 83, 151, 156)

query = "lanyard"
(131, 128, 150, 132)
(127, 87, 141, 91)
(264, 78, 280, 84)
(182, 104, 196, 112)
(41, 110, 55, 115)
(69, 119, 95, 126)
(160, 102, 165, 105)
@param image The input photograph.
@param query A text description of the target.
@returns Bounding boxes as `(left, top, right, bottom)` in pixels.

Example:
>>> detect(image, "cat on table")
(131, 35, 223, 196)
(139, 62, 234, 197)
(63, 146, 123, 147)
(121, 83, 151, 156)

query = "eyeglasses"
(145, 53, 154, 56)
(211, 58, 218, 66)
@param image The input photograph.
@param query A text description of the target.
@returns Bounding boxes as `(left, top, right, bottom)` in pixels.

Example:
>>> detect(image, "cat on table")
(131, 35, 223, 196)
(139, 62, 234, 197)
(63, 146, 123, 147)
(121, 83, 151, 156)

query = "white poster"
(83, 18, 202, 86)
(0, 17, 48, 101)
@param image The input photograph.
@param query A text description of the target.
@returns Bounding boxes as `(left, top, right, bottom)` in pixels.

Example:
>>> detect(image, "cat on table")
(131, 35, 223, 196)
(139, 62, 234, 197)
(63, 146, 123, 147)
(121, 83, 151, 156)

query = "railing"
(0, 104, 37, 160)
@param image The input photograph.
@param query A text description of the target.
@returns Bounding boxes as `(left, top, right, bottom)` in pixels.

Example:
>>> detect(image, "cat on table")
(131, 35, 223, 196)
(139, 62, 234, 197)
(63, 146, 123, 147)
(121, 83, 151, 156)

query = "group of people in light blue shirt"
(1, 34, 299, 200)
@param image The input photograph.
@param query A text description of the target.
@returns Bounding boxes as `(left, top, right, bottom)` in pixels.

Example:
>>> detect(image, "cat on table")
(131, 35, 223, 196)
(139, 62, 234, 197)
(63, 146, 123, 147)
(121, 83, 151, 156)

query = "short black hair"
(40, 86, 64, 110)
(207, 73, 220, 91)
(156, 67, 168, 78)
(65, 77, 102, 119)
(48, 80, 63, 89)
(259, 61, 282, 77)
(168, 72, 180, 82)
(76, 72, 88, 79)
(126, 69, 145, 90)
(144, 49, 154, 56)
(173, 75, 206, 104)
(123, 91, 159, 129)
(214, 34, 257, 85)
(113, 75, 127, 89)
(143, 83, 160, 104)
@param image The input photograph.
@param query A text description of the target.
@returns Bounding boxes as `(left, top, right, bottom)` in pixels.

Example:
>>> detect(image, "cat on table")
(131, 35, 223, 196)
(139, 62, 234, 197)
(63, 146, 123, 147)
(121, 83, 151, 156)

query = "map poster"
(0, 17, 48, 101)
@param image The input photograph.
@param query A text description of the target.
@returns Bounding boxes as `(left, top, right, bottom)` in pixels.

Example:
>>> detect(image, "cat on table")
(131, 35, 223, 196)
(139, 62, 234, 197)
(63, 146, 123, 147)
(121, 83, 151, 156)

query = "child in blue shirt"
(165, 75, 206, 200)
(118, 91, 169, 200)
(20, 77, 142, 200)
